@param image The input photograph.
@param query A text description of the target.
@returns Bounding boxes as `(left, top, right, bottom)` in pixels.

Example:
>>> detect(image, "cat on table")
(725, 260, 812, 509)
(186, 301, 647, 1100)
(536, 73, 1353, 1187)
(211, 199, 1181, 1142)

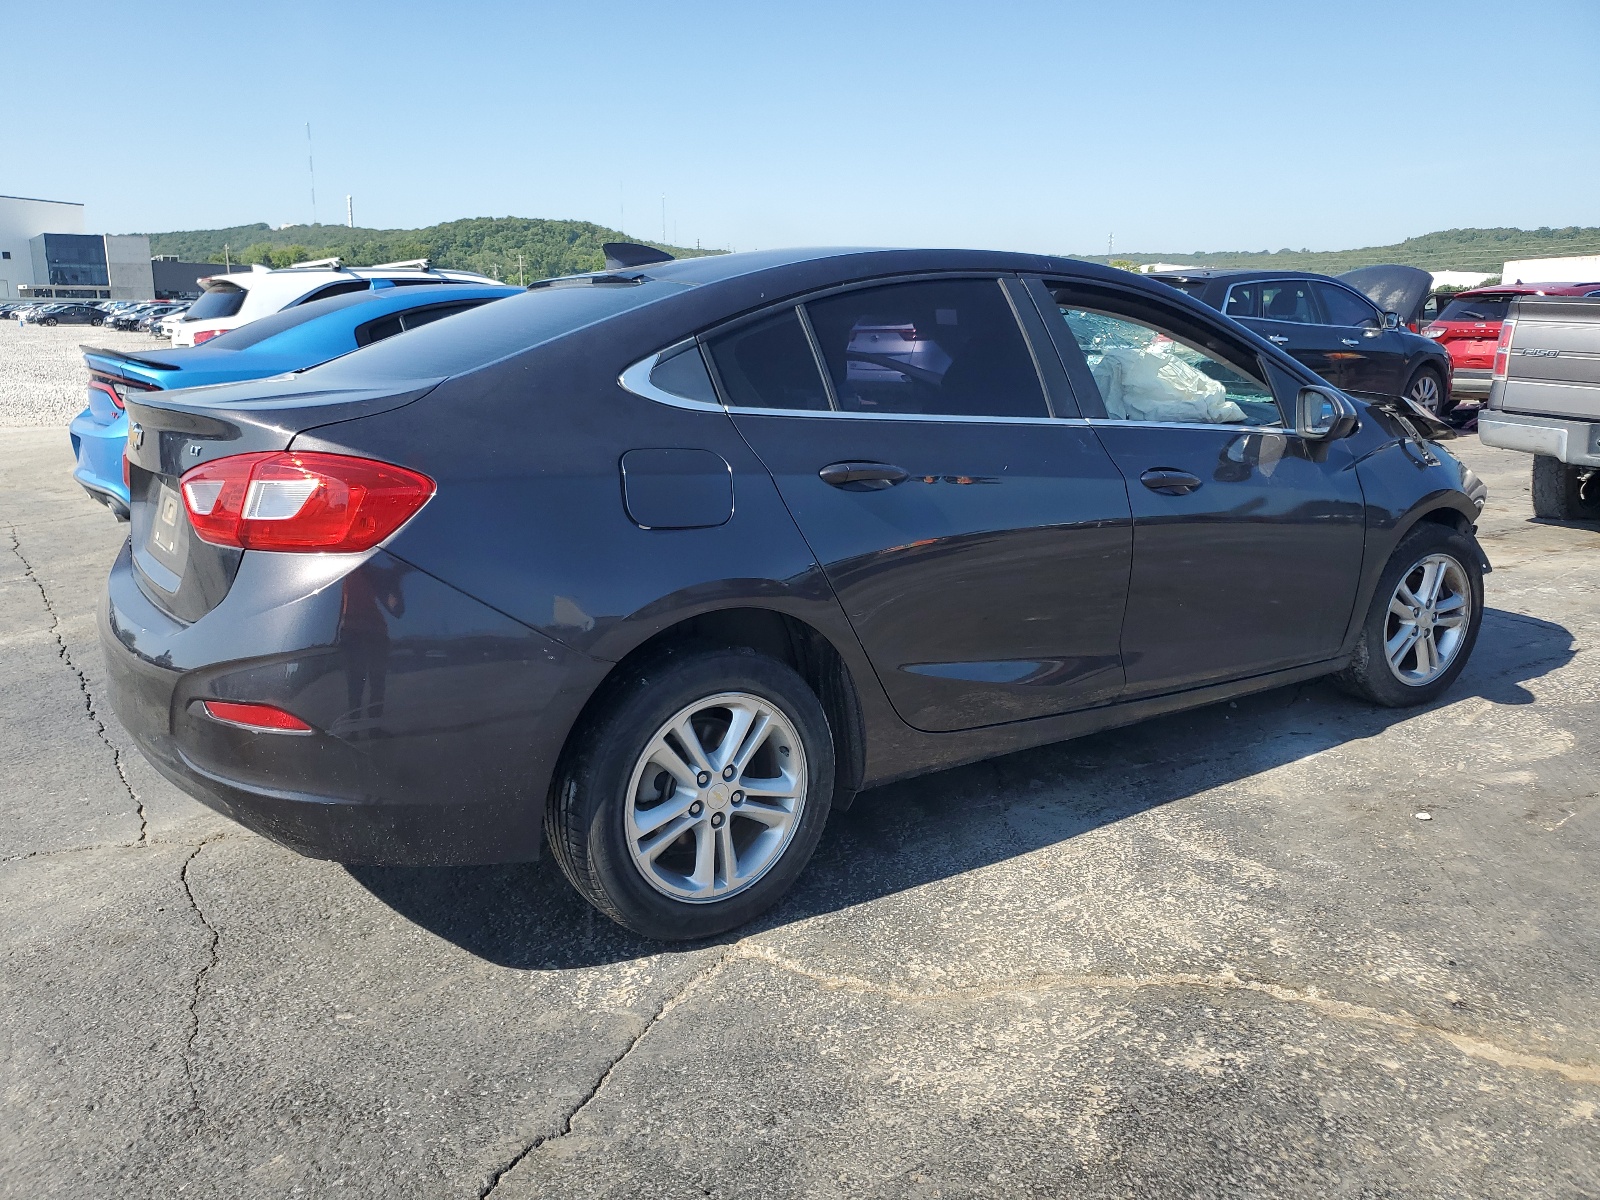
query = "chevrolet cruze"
(103, 246, 1490, 939)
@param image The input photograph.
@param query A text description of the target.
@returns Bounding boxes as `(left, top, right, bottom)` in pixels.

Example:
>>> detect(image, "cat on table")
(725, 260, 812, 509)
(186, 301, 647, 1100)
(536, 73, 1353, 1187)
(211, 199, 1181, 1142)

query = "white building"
(1500, 254, 1600, 286)
(0, 194, 84, 300)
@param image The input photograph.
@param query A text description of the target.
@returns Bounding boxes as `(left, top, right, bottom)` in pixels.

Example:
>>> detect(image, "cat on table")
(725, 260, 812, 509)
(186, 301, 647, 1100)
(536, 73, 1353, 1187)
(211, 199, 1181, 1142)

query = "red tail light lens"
(180, 451, 435, 552)
(1492, 318, 1517, 380)
(203, 700, 313, 732)
(89, 379, 125, 410)
(191, 328, 225, 345)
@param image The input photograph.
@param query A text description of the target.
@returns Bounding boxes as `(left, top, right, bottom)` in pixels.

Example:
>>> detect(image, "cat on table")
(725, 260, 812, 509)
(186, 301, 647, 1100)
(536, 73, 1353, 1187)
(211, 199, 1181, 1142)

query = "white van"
(170, 257, 498, 346)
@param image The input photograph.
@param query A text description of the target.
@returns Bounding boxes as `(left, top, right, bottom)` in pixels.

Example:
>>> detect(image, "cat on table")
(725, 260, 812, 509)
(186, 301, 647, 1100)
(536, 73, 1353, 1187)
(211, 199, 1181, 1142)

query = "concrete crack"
(476, 949, 733, 1198)
(731, 944, 1600, 1086)
(7, 524, 147, 845)
(179, 836, 225, 1123)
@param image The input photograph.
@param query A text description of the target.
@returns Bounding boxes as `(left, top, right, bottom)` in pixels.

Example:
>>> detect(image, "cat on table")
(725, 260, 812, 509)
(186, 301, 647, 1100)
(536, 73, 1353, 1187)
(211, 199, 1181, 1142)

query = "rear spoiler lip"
(82, 344, 184, 372)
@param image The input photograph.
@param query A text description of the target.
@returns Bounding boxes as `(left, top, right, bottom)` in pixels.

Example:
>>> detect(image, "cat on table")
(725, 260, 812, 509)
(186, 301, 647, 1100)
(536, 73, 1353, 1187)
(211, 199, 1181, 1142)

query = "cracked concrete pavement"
(2, 409, 1597, 1198)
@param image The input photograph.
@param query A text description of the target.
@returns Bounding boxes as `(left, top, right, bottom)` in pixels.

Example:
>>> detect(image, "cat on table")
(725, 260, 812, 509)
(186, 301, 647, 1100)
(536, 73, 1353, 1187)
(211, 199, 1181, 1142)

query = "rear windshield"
(1437, 294, 1512, 322)
(1158, 279, 1208, 298)
(304, 279, 692, 386)
(186, 285, 247, 321)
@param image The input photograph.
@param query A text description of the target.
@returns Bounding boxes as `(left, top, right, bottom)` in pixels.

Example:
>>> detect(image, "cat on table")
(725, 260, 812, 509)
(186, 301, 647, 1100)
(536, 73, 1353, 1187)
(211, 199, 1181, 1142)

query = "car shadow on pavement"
(347, 607, 1573, 969)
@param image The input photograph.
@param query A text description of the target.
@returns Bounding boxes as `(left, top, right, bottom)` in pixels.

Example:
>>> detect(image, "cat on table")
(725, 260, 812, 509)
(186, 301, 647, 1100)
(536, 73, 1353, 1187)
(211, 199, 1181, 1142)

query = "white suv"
(170, 257, 498, 346)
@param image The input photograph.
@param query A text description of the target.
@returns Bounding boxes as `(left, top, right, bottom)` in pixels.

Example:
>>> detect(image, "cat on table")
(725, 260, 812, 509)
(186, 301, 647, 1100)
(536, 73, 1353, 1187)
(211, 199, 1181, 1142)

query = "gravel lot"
(2, 338, 1597, 1198)
(0, 322, 161, 428)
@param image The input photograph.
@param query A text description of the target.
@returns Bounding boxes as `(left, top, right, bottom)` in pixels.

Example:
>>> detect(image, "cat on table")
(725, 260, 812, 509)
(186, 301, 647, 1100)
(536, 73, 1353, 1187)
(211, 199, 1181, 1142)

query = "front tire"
(548, 648, 835, 940)
(1531, 455, 1600, 522)
(1335, 523, 1483, 707)
(1405, 364, 1450, 418)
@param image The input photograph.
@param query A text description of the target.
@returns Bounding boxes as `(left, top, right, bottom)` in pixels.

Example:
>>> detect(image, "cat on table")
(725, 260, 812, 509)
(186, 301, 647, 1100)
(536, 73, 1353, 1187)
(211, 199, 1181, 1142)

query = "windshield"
(1437, 294, 1513, 322)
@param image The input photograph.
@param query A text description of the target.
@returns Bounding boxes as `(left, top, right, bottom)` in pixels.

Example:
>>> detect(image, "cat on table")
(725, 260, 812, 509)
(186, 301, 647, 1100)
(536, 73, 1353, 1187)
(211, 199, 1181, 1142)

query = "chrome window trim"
(1085, 418, 1289, 434)
(706, 405, 1081, 426)
(618, 344, 726, 413)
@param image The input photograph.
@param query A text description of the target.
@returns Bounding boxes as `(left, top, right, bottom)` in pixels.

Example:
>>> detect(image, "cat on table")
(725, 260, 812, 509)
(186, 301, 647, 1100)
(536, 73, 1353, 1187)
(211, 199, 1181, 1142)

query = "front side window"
(705, 308, 831, 411)
(1314, 283, 1381, 329)
(1257, 280, 1319, 324)
(1056, 306, 1281, 427)
(804, 278, 1049, 418)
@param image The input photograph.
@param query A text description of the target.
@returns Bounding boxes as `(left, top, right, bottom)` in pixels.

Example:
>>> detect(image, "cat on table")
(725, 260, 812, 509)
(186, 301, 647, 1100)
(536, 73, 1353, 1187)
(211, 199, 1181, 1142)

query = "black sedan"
(26, 303, 107, 327)
(104, 246, 1489, 940)
(1149, 268, 1455, 416)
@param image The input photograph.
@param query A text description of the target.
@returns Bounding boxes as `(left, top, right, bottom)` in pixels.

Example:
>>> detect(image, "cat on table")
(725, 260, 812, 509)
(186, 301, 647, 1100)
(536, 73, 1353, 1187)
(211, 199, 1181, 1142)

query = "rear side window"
(649, 344, 719, 404)
(1437, 294, 1513, 322)
(804, 278, 1048, 418)
(1314, 283, 1380, 328)
(1257, 280, 1319, 324)
(1223, 284, 1257, 318)
(186, 285, 246, 321)
(353, 300, 489, 347)
(705, 309, 830, 411)
(296, 280, 371, 306)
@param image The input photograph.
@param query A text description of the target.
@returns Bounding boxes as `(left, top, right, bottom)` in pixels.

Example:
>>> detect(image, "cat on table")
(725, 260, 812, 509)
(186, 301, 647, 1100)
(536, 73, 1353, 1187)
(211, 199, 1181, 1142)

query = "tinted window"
(650, 343, 719, 404)
(356, 314, 406, 346)
(296, 280, 371, 305)
(186, 285, 247, 320)
(352, 300, 490, 348)
(206, 290, 387, 350)
(1437, 294, 1513, 322)
(705, 309, 830, 411)
(1160, 279, 1208, 298)
(804, 278, 1047, 418)
(1056, 304, 1280, 426)
(1258, 280, 1318, 323)
(1315, 283, 1380, 328)
(1223, 284, 1257, 318)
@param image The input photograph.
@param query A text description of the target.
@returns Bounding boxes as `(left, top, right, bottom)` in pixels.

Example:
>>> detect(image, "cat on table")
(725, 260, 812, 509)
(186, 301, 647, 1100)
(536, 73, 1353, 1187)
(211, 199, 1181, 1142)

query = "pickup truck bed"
(1478, 296, 1600, 520)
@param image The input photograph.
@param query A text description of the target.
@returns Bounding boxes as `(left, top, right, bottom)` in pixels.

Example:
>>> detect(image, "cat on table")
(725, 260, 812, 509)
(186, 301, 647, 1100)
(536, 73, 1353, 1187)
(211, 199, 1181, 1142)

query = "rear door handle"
(818, 461, 911, 491)
(1341, 338, 1361, 346)
(1268, 334, 1290, 344)
(1139, 468, 1203, 496)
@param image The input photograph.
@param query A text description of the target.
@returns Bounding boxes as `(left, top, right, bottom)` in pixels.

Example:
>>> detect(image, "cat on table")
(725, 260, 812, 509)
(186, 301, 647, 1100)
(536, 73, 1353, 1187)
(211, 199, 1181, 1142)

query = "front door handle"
(1341, 338, 1361, 346)
(819, 461, 910, 491)
(1268, 334, 1290, 344)
(1139, 467, 1203, 496)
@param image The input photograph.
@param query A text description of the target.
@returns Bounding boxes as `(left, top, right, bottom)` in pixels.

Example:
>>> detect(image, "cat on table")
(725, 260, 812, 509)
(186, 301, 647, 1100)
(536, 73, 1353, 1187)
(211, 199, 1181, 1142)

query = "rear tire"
(1405, 365, 1450, 418)
(548, 647, 834, 941)
(1531, 455, 1600, 522)
(1335, 523, 1483, 707)
(42, 318, 57, 326)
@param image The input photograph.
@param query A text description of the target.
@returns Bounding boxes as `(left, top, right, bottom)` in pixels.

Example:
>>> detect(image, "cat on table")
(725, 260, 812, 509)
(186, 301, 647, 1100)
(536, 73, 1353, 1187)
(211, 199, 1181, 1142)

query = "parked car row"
(96, 242, 1494, 941)
(1423, 281, 1600, 403)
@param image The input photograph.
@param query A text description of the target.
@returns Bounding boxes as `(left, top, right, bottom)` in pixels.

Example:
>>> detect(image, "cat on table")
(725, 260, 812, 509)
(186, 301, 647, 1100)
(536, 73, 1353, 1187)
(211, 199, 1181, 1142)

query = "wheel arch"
(553, 606, 869, 815)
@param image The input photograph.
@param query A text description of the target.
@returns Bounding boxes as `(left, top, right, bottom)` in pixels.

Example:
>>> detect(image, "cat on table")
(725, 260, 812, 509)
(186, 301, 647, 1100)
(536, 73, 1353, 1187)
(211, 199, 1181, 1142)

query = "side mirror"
(1383, 311, 1401, 330)
(1296, 386, 1359, 441)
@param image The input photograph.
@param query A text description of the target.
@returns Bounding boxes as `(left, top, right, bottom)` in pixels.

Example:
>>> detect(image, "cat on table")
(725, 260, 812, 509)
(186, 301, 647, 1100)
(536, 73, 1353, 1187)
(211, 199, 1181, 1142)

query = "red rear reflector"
(122, 448, 131, 489)
(202, 700, 313, 732)
(180, 451, 435, 552)
(192, 328, 225, 345)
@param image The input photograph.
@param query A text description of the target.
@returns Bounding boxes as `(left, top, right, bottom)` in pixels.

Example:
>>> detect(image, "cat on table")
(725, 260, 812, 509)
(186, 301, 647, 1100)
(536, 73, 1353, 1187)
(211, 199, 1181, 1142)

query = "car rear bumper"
(1478, 410, 1600, 468)
(1450, 368, 1493, 398)
(100, 540, 611, 864)
(69, 407, 131, 513)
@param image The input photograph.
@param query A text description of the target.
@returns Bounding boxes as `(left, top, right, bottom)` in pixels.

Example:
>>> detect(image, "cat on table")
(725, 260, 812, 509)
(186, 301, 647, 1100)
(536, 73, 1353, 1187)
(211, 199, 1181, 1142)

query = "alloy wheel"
(1384, 552, 1471, 685)
(1409, 372, 1442, 414)
(624, 692, 807, 903)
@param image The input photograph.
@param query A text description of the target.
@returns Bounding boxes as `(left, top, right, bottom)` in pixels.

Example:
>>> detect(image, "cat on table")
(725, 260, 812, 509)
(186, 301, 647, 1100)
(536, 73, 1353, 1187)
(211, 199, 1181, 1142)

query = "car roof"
(1453, 282, 1600, 297)
(1147, 268, 1340, 284)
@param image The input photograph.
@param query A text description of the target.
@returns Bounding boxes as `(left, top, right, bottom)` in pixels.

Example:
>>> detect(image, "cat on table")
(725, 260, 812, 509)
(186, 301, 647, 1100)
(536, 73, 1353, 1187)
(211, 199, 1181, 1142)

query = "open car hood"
(1338, 264, 1434, 325)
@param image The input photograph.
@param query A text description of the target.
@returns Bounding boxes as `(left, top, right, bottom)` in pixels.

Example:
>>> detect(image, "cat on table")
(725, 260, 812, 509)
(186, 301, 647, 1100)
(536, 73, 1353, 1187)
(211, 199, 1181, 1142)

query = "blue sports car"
(70, 282, 520, 515)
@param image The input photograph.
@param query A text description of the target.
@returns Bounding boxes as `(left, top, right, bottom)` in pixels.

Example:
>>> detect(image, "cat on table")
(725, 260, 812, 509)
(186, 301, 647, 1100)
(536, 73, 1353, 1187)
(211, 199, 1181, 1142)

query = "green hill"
(139, 217, 718, 281)
(1085, 226, 1600, 275)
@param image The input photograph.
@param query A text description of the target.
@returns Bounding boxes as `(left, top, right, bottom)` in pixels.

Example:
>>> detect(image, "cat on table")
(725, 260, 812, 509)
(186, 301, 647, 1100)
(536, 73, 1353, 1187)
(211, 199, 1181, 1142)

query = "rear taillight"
(202, 700, 313, 733)
(191, 328, 225, 345)
(1492, 318, 1517, 380)
(180, 451, 435, 552)
(89, 379, 124, 410)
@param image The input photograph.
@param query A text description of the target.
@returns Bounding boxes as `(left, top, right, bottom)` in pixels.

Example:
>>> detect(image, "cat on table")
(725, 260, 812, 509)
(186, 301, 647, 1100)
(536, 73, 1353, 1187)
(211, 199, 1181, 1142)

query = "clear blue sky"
(6, 0, 1597, 254)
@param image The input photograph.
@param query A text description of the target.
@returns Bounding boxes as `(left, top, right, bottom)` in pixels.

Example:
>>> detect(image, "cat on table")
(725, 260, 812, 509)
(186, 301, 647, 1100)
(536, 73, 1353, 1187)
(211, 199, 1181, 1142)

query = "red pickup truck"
(1426, 282, 1600, 402)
